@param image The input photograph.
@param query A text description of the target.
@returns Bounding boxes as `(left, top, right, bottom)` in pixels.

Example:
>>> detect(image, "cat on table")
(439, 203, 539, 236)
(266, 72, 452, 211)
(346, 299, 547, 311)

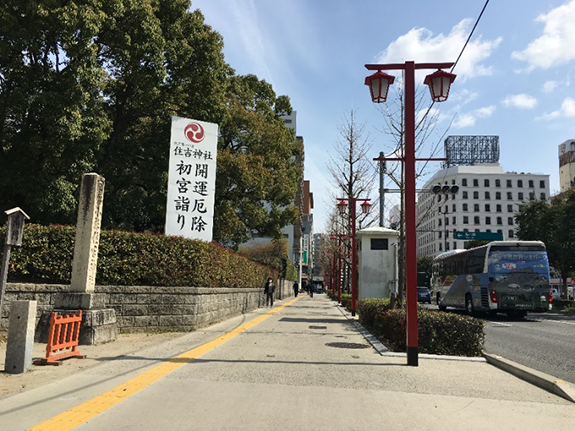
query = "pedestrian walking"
(264, 277, 276, 307)
(306, 281, 313, 298)
(293, 281, 299, 297)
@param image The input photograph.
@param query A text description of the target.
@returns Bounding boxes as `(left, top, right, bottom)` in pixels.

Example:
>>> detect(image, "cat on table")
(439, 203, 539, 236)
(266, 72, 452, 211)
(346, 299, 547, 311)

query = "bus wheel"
(437, 294, 447, 311)
(465, 294, 474, 315)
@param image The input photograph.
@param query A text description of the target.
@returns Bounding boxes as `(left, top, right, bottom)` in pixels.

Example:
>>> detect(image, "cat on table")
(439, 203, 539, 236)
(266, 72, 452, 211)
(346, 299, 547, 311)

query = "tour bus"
(431, 240, 552, 318)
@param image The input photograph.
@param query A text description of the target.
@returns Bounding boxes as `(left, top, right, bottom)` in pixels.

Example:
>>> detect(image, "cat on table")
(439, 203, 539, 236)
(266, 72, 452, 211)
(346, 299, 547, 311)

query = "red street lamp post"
(330, 233, 348, 302)
(365, 61, 456, 366)
(337, 198, 372, 316)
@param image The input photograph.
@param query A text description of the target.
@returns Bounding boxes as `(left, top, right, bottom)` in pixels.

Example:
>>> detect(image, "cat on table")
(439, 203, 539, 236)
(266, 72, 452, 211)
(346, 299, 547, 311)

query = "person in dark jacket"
(306, 281, 313, 298)
(264, 277, 276, 307)
(293, 281, 299, 297)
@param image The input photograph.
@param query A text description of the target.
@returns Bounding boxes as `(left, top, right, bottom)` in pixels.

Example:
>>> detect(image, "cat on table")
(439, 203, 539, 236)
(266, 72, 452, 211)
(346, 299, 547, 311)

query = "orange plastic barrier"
(34, 310, 86, 366)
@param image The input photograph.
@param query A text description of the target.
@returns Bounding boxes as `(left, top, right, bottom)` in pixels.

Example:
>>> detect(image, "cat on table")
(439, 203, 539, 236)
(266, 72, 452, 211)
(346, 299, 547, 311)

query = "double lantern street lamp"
(365, 61, 457, 366)
(337, 198, 371, 316)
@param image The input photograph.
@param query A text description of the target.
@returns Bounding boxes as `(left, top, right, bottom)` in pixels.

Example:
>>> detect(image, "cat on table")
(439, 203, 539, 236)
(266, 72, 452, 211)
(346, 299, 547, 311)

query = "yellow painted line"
(29, 295, 303, 431)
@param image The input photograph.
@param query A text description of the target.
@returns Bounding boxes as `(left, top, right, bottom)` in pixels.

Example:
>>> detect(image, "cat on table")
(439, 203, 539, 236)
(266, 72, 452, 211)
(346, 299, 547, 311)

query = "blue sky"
(192, 0, 575, 232)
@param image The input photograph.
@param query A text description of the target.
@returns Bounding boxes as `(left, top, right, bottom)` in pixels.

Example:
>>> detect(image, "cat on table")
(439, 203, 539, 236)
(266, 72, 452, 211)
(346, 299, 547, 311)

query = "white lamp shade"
(424, 69, 456, 102)
(365, 71, 395, 103)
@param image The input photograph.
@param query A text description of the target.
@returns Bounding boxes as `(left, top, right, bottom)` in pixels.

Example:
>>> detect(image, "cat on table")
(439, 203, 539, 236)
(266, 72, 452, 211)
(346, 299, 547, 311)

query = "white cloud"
(452, 105, 496, 128)
(538, 97, 575, 120)
(375, 19, 502, 81)
(512, 0, 575, 70)
(453, 113, 476, 128)
(542, 80, 559, 93)
(476, 105, 497, 117)
(501, 94, 538, 109)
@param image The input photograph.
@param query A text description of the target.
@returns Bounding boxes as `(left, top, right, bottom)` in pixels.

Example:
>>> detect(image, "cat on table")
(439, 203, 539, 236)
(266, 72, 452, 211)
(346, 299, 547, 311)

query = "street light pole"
(365, 61, 456, 366)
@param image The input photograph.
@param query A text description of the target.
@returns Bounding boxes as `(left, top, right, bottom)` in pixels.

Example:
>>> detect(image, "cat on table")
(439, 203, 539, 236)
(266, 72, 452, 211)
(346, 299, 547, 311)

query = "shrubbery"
(357, 299, 485, 357)
(340, 294, 351, 311)
(4, 224, 275, 288)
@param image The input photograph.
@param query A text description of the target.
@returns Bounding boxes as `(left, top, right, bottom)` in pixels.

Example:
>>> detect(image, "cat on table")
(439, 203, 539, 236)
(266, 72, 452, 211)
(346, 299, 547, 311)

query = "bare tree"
(375, 85, 454, 303)
(326, 109, 378, 294)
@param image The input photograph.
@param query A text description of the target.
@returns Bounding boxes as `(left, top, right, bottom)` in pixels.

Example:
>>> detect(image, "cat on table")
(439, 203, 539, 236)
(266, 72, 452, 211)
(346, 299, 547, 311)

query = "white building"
(559, 139, 575, 193)
(416, 163, 550, 257)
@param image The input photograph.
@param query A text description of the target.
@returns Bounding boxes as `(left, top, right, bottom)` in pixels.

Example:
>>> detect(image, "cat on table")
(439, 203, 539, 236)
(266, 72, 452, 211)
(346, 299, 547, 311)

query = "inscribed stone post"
(5, 300, 37, 374)
(71, 173, 105, 293)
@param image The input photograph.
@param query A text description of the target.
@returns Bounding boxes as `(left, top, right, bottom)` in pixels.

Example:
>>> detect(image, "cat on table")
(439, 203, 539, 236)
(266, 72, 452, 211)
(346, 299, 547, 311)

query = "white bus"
(431, 241, 552, 318)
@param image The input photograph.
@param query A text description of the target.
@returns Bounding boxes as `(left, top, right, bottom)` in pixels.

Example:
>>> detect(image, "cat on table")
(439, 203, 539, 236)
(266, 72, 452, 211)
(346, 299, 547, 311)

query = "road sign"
(455, 231, 503, 241)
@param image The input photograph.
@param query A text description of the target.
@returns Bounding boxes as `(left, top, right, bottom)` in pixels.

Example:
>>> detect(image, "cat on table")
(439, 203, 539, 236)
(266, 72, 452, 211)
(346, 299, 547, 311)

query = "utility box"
(357, 227, 399, 300)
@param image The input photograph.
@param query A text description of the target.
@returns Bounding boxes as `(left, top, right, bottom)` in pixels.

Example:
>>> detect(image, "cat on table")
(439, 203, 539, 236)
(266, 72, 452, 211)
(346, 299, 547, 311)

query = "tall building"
(559, 139, 575, 193)
(416, 163, 550, 257)
(300, 180, 314, 284)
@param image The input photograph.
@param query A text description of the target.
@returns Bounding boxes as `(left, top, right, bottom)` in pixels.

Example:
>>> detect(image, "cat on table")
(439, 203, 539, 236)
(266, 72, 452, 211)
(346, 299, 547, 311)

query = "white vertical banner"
(165, 116, 218, 241)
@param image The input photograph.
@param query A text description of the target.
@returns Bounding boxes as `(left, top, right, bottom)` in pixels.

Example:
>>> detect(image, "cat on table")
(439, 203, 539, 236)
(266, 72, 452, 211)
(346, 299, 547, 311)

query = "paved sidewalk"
(1, 294, 575, 430)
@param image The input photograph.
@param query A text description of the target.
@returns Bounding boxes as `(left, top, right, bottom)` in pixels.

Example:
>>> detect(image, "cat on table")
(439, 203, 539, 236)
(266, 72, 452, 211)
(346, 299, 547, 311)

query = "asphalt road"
(482, 312, 575, 385)
(421, 303, 575, 385)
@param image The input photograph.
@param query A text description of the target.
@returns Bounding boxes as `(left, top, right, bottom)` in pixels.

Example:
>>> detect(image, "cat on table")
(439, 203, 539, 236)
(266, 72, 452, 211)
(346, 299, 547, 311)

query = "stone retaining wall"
(0, 280, 293, 334)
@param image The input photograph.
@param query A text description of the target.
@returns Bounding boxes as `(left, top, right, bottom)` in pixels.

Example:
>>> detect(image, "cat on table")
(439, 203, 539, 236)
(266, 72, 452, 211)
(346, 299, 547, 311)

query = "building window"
(474, 204, 480, 212)
(486, 217, 491, 225)
(507, 204, 513, 212)
(462, 178, 467, 186)
(473, 179, 479, 187)
(474, 216, 480, 225)
(463, 216, 469, 224)
(497, 217, 502, 225)
(485, 191, 491, 200)
(484, 179, 490, 187)
(463, 203, 468, 211)
(518, 180, 523, 187)
(540, 180, 545, 188)
(495, 192, 501, 200)
(462, 191, 468, 199)
(508, 217, 514, 225)
(496, 204, 502, 212)
(528, 180, 534, 188)
(518, 192, 524, 200)
(507, 179, 512, 188)
(452, 204, 456, 212)
(485, 204, 491, 212)
(495, 179, 501, 187)
(437, 194, 442, 202)
(508, 230, 514, 238)
(507, 192, 513, 200)
(371, 238, 389, 250)
(540, 192, 546, 200)
(452, 216, 456, 224)
(438, 218, 442, 226)
(529, 192, 535, 201)
(439, 243, 442, 251)
(473, 191, 479, 199)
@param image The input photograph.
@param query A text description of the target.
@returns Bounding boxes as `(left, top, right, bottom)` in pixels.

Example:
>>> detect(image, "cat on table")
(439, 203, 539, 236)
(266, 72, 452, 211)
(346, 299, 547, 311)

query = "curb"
(483, 352, 575, 403)
(335, 304, 486, 362)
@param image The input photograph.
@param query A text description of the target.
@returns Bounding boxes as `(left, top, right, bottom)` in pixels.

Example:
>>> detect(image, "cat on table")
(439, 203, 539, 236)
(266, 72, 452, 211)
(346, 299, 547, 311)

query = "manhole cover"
(325, 342, 370, 349)
(309, 325, 327, 329)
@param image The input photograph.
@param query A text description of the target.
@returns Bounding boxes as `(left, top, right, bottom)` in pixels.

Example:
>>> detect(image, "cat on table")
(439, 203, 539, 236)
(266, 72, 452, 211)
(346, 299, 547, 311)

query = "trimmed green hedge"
(358, 299, 485, 357)
(4, 224, 275, 288)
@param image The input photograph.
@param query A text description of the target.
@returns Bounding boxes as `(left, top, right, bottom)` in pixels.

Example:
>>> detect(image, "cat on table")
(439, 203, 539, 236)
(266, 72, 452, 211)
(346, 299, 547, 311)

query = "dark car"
(417, 286, 431, 304)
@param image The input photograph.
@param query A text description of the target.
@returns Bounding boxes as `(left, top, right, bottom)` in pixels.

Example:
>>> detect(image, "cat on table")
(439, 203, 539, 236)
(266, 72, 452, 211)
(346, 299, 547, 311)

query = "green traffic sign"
(455, 231, 504, 241)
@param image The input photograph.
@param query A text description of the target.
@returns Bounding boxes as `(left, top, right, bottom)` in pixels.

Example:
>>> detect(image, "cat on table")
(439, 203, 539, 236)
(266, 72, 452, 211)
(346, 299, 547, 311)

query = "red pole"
(332, 248, 337, 297)
(351, 199, 357, 316)
(404, 61, 418, 366)
(337, 235, 342, 302)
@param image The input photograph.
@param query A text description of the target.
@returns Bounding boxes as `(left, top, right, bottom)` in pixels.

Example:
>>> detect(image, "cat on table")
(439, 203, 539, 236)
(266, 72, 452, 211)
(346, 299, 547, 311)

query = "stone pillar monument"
(50, 173, 117, 344)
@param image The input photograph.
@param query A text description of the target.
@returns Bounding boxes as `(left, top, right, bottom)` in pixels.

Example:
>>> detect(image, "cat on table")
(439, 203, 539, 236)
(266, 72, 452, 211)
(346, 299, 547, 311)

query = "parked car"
(417, 286, 431, 304)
